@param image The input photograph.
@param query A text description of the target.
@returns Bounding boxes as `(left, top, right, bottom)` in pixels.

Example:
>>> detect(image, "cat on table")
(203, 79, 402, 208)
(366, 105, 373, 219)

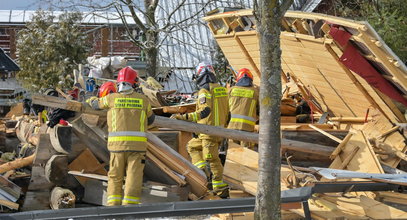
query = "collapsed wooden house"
(202, 9, 407, 219)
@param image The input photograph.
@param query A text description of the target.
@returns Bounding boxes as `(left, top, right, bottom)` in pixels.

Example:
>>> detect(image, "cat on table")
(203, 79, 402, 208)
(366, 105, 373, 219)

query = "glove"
(199, 107, 211, 119)
(48, 108, 75, 128)
(86, 96, 98, 105)
(170, 114, 185, 120)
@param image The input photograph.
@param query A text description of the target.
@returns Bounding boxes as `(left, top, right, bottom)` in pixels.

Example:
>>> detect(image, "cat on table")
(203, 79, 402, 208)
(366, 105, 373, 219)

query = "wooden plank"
(178, 131, 192, 161)
(376, 192, 407, 205)
(308, 124, 342, 144)
(360, 195, 407, 219)
(146, 151, 187, 186)
(0, 199, 19, 210)
(146, 133, 207, 197)
(68, 171, 108, 182)
(330, 132, 354, 159)
(68, 148, 108, 186)
(292, 19, 308, 34)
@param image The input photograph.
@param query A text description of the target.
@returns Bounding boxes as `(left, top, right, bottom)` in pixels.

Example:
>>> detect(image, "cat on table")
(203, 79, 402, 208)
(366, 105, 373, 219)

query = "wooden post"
(9, 29, 16, 59)
(101, 27, 109, 57)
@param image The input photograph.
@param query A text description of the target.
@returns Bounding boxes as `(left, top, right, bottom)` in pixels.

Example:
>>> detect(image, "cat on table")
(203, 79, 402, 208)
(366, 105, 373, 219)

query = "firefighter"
(227, 68, 259, 149)
(87, 66, 155, 206)
(171, 62, 230, 198)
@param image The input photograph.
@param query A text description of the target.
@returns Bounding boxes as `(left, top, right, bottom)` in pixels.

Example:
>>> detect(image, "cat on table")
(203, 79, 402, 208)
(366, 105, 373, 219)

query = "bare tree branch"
(114, 3, 145, 49)
(125, 0, 147, 32)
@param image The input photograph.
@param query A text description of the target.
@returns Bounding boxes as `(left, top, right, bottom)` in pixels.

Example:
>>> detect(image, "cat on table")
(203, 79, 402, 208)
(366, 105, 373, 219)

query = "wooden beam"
(234, 35, 261, 78)
(308, 124, 342, 144)
(357, 30, 407, 92)
(338, 146, 359, 169)
(32, 95, 336, 156)
(330, 132, 354, 159)
(146, 151, 187, 186)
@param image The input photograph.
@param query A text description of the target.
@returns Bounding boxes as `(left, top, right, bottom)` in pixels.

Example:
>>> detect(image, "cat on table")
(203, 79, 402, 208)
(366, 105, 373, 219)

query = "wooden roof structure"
(203, 10, 407, 123)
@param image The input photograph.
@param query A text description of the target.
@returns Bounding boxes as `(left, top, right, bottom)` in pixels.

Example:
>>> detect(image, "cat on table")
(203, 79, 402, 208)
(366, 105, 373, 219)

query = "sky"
(0, 0, 47, 10)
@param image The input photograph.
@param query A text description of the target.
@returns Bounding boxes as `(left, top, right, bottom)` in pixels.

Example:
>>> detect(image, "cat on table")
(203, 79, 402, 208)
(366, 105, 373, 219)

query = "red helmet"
(117, 66, 138, 84)
(236, 68, 253, 81)
(99, 81, 117, 98)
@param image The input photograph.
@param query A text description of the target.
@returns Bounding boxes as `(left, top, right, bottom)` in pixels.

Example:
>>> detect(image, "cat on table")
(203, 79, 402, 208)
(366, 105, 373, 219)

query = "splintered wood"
(362, 113, 407, 167)
(329, 129, 384, 174)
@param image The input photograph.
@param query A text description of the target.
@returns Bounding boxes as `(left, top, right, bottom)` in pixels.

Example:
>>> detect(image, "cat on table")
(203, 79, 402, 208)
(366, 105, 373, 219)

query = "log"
(47, 125, 72, 154)
(50, 187, 75, 210)
(0, 154, 35, 174)
(45, 155, 68, 185)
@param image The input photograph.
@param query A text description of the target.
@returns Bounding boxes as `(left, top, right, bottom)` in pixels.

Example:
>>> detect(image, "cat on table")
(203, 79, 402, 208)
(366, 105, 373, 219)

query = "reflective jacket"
(97, 91, 153, 152)
(227, 85, 259, 132)
(184, 83, 229, 139)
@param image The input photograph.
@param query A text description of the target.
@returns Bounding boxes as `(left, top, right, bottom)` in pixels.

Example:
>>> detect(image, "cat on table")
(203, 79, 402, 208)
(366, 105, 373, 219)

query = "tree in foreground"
(254, 0, 292, 219)
(17, 10, 89, 91)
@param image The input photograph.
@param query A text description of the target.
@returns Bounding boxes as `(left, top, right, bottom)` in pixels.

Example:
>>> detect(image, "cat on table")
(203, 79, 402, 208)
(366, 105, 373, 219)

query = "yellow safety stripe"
(198, 93, 212, 99)
(108, 195, 123, 198)
(124, 196, 140, 200)
(230, 118, 256, 126)
(102, 97, 109, 107)
(230, 88, 254, 98)
(108, 136, 147, 142)
(249, 99, 256, 118)
(194, 160, 206, 168)
(112, 109, 117, 132)
(107, 199, 122, 203)
(140, 110, 146, 132)
(212, 180, 228, 187)
(122, 200, 140, 204)
(192, 112, 198, 122)
(214, 99, 219, 126)
(123, 196, 140, 204)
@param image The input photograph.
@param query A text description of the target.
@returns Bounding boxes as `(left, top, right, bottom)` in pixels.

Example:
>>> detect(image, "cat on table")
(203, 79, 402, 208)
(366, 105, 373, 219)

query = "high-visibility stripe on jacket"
(97, 91, 153, 152)
(195, 83, 229, 139)
(227, 86, 259, 132)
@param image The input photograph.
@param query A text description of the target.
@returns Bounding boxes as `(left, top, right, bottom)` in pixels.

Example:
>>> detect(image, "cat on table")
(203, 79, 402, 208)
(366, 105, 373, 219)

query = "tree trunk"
(144, 43, 158, 78)
(143, 0, 159, 78)
(255, 1, 291, 219)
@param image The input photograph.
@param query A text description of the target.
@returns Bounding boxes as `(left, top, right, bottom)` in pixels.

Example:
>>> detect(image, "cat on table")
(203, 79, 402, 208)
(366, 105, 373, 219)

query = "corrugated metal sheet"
(157, 0, 321, 93)
(0, 10, 143, 25)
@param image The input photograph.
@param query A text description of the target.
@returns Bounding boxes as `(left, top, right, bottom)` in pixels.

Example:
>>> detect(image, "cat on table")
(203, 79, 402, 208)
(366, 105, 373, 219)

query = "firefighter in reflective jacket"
(171, 62, 230, 198)
(228, 68, 259, 149)
(88, 66, 155, 206)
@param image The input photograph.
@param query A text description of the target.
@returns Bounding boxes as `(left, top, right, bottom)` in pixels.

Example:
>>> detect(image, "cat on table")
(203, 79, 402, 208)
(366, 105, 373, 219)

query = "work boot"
(214, 186, 230, 199)
(201, 168, 213, 190)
